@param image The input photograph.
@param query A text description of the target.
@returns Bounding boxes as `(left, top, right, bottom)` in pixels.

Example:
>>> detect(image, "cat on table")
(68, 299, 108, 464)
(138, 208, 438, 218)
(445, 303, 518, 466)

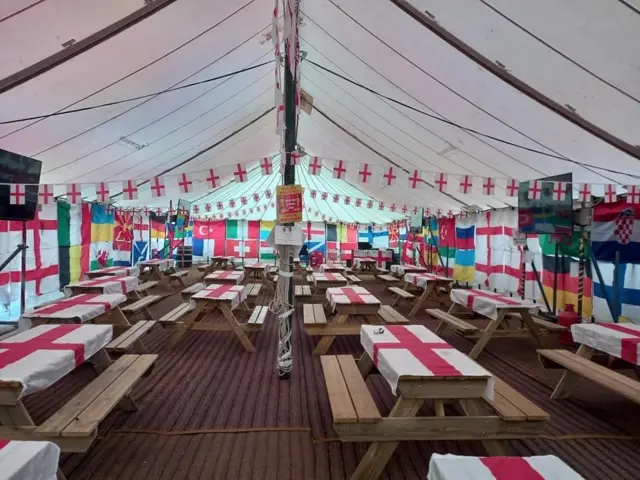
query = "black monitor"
(0, 149, 42, 221)
(518, 173, 573, 235)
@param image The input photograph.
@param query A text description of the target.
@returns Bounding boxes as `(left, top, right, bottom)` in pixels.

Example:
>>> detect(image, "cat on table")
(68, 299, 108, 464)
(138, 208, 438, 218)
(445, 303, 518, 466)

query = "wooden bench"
(295, 285, 312, 297)
(375, 268, 389, 275)
(388, 286, 415, 307)
(303, 304, 327, 326)
(181, 282, 205, 300)
(158, 303, 194, 326)
(508, 314, 568, 334)
(121, 295, 161, 320)
(538, 349, 640, 404)
(321, 355, 381, 424)
(484, 377, 550, 422)
(378, 305, 409, 324)
(246, 283, 262, 297)
(106, 321, 157, 355)
(246, 305, 269, 332)
(136, 281, 158, 297)
(377, 274, 400, 284)
(345, 274, 361, 285)
(35, 354, 157, 450)
(306, 275, 314, 284)
(428, 308, 480, 336)
(169, 270, 188, 288)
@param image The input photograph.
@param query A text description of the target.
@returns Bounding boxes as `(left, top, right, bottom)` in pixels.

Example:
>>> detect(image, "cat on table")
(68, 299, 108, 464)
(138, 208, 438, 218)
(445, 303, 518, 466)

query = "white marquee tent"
(0, 0, 639, 220)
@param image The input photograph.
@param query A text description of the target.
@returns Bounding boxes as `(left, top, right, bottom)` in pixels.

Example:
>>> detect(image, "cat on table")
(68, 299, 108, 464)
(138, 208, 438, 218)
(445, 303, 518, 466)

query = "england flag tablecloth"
(361, 325, 493, 397)
(244, 263, 268, 270)
(572, 322, 640, 366)
(192, 284, 247, 310)
(22, 294, 126, 323)
(313, 273, 347, 284)
(427, 454, 585, 480)
(0, 324, 112, 398)
(0, 440, 60, 480)
(391, 264, 428, 276)
(404, 272, 453, 290)
(140, 258, 174, 270)
(326, 286, 380, 310)
(89, 265, 139, 277)
(64, 275, 139, 296)
(205, 270, 244, 284)
(320, 263, 345, 272)
(450, 289, 539, 321)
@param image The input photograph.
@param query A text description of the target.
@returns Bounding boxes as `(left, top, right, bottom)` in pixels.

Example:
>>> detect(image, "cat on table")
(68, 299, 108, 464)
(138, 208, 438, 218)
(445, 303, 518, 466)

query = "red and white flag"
(216, 202, 223, 211)
(506, 178, 519, 197)
(458, 175, 473, 194)
(366, 200, 374, 209)
(38, 184, 54, 205)
(321, 192, 328, 200)
(67, 183, 83, 204)
(193, 205, 200, 214)
(310, 189, 317, 198)
(382, 166, 397, 187)
(308, 156, 322, 175)
(343, 196, 351, 205)
(483, 177, 496, 196)
(332, 160, 347, 179)
(357, 163, 373, 184)
(265, 190, 272, 199)
(408, 170, 422, 189)
(378, 201, 385, 211)
(332, 194, 340, 203)
(578, 183, 591, 202)
(527, 180, 542, 200)
(355, 198, 362, 207)
(9, 184, 26, 205)
(229, 199, 236, 208)
(150, 177, 165, 198)
(95, 182, 110, 203)
(177, 173, 193, 194)
(240, 196, 248, 206)
(604, 184, 617, 203)
(121, 180, 138, 201)
(434, 172, 448, 192)
(260, 157, 272, 175)
(233, 163, 248, 183)
(552, 181, 568, 201)
(206, 168, 220, 189)
(627, 185, 640, 205)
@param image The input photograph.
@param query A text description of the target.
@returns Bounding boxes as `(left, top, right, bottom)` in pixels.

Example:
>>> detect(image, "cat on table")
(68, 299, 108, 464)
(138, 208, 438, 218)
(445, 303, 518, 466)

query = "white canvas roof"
(0, 0, 638, 220)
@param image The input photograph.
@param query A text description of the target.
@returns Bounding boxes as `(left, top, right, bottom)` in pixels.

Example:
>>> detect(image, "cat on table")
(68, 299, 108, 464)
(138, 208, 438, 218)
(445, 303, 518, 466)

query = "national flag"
(593, 262, 640, 323)
(192, 220, 226, 258)
(453, 216, 475, 282)
(474, 210, 511, 290)
(326, 224, 338, 261)
(57, 201, 91, 287)
(132, 211, 149, 265)
(542, 254, 593, 318)
(592, 200, 640, 264)
(260, 221, 276, 261)
(226, 220, 259, 259)
(437, 217, 456, 277)
(113, 210, 133, 266)
(389, 222, 400, 249)
(90, 203, 115, 270)
(338, 223, 358, 260)
(303, 221, 326, 255)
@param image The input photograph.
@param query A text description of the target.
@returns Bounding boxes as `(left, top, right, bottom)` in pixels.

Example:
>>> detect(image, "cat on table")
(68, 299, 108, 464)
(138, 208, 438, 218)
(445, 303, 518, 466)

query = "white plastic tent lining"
(0, 0, 639, 219)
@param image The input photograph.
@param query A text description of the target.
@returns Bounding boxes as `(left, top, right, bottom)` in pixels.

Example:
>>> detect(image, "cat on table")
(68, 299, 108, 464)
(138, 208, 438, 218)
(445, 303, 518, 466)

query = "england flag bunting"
(355, 198, 362, 207)
(332, 160, 347, 179)
(9, 184, 26, 205)
(332, 194, 340, 203)
(552, 181, 568, 201)
(458, 175, 473, 194)
(343, 196, 351, 205)
(122, 180, 138, 201)
(483, 177, 496, 196)
(253, 192, 260, 202)
(378, 201, 385, 211)
(229, 199, 236, 208)
(95, 182, 110, 203)
(240, 196, 248, 206)
(193, 205, 200, 214)
(408, 170, 422, 189)
(357, 163, 373, 184)
(367, 200, 373, 209)
(506, 178, 519, 197)
(382, 166, 397, 187)
(308, 156, 322, 175)
(627, 185, 640, 204)
(150, 177, 165, 198)
(434, 172, 448, 192)
(578, 183, 591, 202)
(233, 163, 248, 183)
(528, 180, 542, 200)
(177, 173, 193, 194)
(310, 189, 317, 198)
(260, 157, 272, 175)
(67, 183, 82, 204)
(206, 168, 220, 188)
(603, 184, 617, 203)
(38, 184, 54, 205)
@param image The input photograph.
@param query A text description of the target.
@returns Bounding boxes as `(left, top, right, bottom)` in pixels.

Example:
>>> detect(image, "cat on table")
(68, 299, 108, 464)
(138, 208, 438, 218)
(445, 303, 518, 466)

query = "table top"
(244, 263, 269, 270)
(354, 258, 377, 263)
(87, 265, 139, 277)
(204, 270, 244, 284)
(326, 286, 380, 309)
(22, 293, 126, 322)
(0, 440, 61, 480)
(572, 322, 640, 366)
(361, 325, 493, 397)
(212, 256, 234, 261)
(64, 275, 139, 296)
(391, 264, 428, 275)
(404, 272, 453, 289)
(450, 289, 539, 321)
(0, 324, 112, 399)
(320, 263, 345, 272)
(192, 284, 247, 309)
(140, 258, 174, 269)
(313, 272, 348, 283)
(427, 454, 585, 480)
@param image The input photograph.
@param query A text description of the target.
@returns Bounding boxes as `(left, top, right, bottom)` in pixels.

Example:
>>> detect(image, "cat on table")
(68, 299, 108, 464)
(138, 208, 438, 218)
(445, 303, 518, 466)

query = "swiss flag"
(225, 239, 259, 259)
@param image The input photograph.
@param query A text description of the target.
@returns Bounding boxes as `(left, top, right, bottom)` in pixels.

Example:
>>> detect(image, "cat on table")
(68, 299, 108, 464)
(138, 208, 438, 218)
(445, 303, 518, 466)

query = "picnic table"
(204, 270, 244, 285)
(403, 273, 453, 317)
(85, 265, 139, 279)
(0, 324, 156, 452)
(310, 286, 383, 355)
(540, 322, 640, 403)
(64, 275, 139, 297)
(0, 439, 60, 480)
(312, 272, 348, 290)
(139, 259, 174, 289)
(212, 256, 236, 270)
(390, 264, 428, 277)
(168, 284, 256, 352)
(353, 258, 378, 274)
(449, 289, 544, 359)
(320, 263, 346, 273)
(427, 454, 585, 480)
(243, 263, 269, 282)
(321, 323, 548, 479)
(22, 293, 130, 333)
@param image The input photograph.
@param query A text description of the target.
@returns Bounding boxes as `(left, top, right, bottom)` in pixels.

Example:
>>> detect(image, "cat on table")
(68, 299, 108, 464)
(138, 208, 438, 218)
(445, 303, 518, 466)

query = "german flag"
(541, 254, 593, 316)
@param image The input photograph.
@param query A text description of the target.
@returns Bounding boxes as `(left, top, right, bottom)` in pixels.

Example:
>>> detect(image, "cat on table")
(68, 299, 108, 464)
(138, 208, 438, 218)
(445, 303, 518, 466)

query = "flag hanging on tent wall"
(326, 224, 338, 261)
(438, 217, 456, 277)
(502, 209, 541, 300)
(113, 210, 133, 266)
(338, 223, 358, 260)
(0, 204, 60, 313)
(453, 215, 475, 282)
(132, 211, 149, 265)
(226, 220, 259, 260)
(592, 200, 640, 323)
(260, 220, 276, 261)
(474, 209, 513, 291)
(192, 220, 226, 259)
(90, 204, 114, 270)
(149, 212, 167, 259)
(304, 222, 326, 256)
(58, 201, 91, 287)
(541, 254, 593, 317)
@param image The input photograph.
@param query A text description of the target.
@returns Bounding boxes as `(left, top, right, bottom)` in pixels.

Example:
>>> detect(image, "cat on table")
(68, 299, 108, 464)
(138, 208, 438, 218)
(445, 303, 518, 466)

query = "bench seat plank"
(107, 321, 156, 352)
(486, 378, 550, 421)
(121, 295, 160, 313)
(313, 304, 327, 324)
(336, 355, 381, 423)
(136, 281, 158, 293)
(159, 303, 194, 325)
(247, 283, 262, 297)
(378, 305, 409, 324)
(427, 309, 479, 334)
(377, 275, 399, 283)
(169, 270, 188, 278)
(321, 356, 358, 423)
(248, 306, 269, 325)
(295, 285, 311, 297)
(388, 287, 415, 299)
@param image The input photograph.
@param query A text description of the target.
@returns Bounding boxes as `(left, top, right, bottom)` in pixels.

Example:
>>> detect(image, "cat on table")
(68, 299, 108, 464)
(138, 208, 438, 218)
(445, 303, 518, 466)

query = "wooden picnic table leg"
(468, 310, 507, 360)
(365, 314, 384, 326)
(408, 283, 436, 318)
(550, 344, 595, 399)
(459, 398, 510, 456)
(219, 304, 256, 353)
(519, 310, 548, 348)
(357, 351, 374, 378)
(313, 313, 349, 355)
(168, 302, 206, 349)
(349, 395, 423, 480)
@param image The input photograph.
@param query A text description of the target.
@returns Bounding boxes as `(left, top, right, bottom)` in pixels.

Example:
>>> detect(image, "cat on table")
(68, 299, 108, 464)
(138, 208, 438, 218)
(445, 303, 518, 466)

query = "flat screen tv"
(409, 207, 424, 233)
(518, 173, 573, 235)
(0, 149, 42, 221)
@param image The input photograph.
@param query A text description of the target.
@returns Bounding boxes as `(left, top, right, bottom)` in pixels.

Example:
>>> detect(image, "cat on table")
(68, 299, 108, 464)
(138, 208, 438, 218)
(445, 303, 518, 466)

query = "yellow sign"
(276, 184, 303, 223)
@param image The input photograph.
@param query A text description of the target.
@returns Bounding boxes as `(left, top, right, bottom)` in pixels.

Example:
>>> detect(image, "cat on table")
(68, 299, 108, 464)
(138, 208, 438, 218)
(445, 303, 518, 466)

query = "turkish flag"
(194, 220, 226, 255)
(438, 217, 455, 248)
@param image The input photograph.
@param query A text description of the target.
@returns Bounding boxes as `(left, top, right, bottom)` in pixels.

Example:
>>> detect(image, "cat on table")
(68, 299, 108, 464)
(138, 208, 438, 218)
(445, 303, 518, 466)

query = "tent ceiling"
(0, 0, 639, 216)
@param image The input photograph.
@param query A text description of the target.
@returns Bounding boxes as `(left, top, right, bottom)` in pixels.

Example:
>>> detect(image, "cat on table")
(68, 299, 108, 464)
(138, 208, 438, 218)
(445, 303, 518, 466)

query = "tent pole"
(20, 222, 27, 314)
(577, 230, 585, 318)
(552, 242, 559, 315)
(277, 9, 298, 380)
(613, 250, 621, 322)
(590, 250, 616, 321)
